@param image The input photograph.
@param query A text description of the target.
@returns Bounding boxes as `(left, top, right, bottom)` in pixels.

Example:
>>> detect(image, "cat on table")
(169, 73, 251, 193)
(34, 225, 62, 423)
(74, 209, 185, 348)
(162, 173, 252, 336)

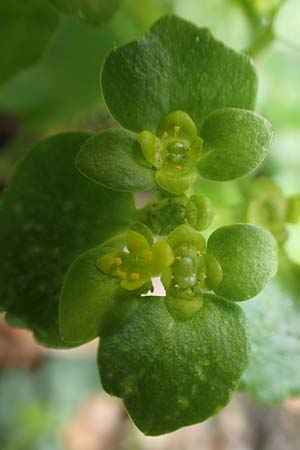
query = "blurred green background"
(1, 0, 300, 449)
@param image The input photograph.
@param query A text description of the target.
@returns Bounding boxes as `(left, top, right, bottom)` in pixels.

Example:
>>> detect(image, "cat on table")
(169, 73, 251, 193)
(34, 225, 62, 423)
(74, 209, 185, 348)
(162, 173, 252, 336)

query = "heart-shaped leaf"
(76, 128, 155, 192)
(101, 15, 258, 133)
(198, 108, 274, 181)
(98, 294, 250, 435)
(207, 224, 278, 301)
(0, 132, 135, 347)
(0, 0, 58, 85)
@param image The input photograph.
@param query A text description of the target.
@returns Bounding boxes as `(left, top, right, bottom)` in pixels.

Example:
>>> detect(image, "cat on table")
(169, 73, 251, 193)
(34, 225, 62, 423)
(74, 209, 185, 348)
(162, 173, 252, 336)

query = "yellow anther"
(119, 271, 127, 280)
(131, 272, 140, 280)
(162, 131, 168, 139)
(187, 289, 194, 296)
(114, 257, 122, 266)
(175, 256, 181, 261)
(132, 241, 141, 250)
(196, 251, 202, 256)
(158, 159, 164, 165)
(174, 284, 180, 291)
(186, 147, 191, 153)
(146, 251, 153, 261)
(174, 125, 181, 134)
(182, 245, 189, 254)
(175, 165, 182, 171)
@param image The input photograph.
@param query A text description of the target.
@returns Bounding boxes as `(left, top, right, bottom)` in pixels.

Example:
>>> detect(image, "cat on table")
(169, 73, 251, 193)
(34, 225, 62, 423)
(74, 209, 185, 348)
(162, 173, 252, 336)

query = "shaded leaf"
(0, 132, 135, 347)
(51, 0, 123, 24)
(0, 0, 58, 85)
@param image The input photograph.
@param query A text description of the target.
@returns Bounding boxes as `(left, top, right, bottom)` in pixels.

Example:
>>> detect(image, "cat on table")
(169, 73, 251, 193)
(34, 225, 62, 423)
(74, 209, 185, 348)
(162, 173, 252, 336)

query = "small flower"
(137, 111, 202, 194)
(97, 229, 174, 291)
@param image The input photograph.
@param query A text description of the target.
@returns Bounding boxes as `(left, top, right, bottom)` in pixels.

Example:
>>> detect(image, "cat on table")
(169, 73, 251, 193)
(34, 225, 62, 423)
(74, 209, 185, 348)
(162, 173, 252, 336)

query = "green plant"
(0, 15, 279, 435)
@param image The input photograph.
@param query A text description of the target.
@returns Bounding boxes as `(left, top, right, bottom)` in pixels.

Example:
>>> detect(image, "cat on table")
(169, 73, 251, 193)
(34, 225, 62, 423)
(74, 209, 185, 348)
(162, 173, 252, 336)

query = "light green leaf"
(51, 0, 123, 24)
(76, 128, 155, 192)
(241, 273, 300, 403)
(0, 132, 135, 347)
(198, 108, 274, 181)
(207, 224, 278, 301)
(274, 0, 300, 48)
(98, 294, 250, 435)
(101, 15, 258, 133)
(59, 241, 139, 345)
(0, 0, 58, 85)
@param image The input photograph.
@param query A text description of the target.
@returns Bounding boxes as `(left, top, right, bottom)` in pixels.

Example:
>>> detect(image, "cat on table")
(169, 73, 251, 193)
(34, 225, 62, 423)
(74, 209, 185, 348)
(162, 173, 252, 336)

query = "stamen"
(131, 272, 140, 280)
(175, 165, 182, 171)
(114, 257, 122, 266)
(174, 284, 180, 291)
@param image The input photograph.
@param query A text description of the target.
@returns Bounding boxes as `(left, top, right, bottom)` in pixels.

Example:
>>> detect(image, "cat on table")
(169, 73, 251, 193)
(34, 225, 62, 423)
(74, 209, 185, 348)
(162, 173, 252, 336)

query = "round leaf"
(0, 132, 135, 347)
(76, 128, 155, 192)
(59, 241, 139, 345)
(98, 294, 250, 435)
(101, 15, 258, 133)
(207, 224, 278, 301)
(198, 108, 274, 181)
(0, 0, 58, 85)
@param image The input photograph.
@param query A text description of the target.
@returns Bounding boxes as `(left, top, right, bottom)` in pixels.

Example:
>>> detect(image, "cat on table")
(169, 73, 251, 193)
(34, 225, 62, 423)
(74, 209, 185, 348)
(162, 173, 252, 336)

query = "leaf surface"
(207, 224, 278, 301)
(99, 294, 250, 435)
(101, 15, 258, 133)
(198, 108, 274, 181)
(76, 128, 155, 191)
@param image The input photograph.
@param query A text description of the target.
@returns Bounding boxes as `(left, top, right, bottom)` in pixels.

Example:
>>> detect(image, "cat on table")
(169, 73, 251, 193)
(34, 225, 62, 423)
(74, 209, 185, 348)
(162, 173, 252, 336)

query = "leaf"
(0, 132, 135, 347)
(59, 241, 139, 345)
(274, 0, 300, 48)
(198, 108, 274, 181)
(101, 15, 258, 133)
(0, 0, 58, 85)
(207, 224, 278, 301)
(76, 128, 155, 192)
(50, 0, 123, 24)
(241, 274, 300, 403)
(98, 294, 250, 435)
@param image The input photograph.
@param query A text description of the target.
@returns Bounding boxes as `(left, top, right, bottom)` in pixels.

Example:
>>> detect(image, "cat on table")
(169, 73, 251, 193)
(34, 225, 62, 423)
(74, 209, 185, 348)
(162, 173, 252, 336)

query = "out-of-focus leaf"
(51, 0, 123, 24)
(0, 132, 135, 347)
(241, 272, 300, 403)
(0, 0, 58, 85)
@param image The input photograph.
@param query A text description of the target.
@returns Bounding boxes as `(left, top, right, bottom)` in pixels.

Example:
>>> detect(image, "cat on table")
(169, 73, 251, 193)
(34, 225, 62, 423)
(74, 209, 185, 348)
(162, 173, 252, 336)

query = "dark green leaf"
(198, 108, 274, 181)
(50, 0, 123, 24)
(101, 15, 258, 133)
(98, 294, 250, 435)
(76, 128, 155, 192)
(0, 132, 135, 347)
(59, 240, 139, 344)
(207, 224, 278, 301)
(0, 0, 58, 85)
